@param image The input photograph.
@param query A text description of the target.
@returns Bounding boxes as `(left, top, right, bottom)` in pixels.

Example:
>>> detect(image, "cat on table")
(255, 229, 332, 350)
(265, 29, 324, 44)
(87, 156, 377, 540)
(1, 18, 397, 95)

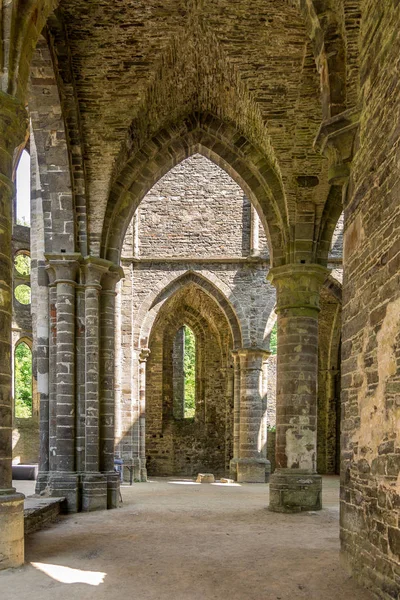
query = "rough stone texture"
(116, 156, 276, 481)
(0, 3, 397, 597)
(24, 496, 66, 535)
(339, 3, 400, 597)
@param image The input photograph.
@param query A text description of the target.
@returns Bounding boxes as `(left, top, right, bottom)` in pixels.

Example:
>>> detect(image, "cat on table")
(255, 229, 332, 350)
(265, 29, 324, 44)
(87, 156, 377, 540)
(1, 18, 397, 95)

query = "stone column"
(224, 359, 234, 474)
(260, 356, 269, 459)
(138, 348, 150, 482)
(75, 282, 86, 474)
(0, 92, 27, 569)
(47, 268, 57, 474)
(236, 348, 271, 483)
(267, 263, 328, 512)
(45, 254, 81, 512)
(35, 267, 53, 494)
(100, 267, 123, 507)
(250, 205, 260, 256)
(81, 257, 111, 512)
(229, 351, 240, 479)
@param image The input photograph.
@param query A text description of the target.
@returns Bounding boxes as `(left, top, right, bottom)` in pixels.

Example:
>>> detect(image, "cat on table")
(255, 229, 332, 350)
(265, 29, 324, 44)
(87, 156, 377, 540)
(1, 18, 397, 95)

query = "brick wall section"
(133, 154, 269, 258)
(340, 3, 400, 597)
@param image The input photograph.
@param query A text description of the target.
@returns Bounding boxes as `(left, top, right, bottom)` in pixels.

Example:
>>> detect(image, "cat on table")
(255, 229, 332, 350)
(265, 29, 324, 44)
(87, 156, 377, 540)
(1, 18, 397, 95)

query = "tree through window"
(14, 342, 33, 418)
(173, 325, 196, 419)
(183, 325, 196, 418)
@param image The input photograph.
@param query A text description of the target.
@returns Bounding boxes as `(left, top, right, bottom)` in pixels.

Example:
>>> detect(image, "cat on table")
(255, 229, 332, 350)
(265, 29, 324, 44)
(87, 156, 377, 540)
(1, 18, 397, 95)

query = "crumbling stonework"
(0, 4, 398, 598)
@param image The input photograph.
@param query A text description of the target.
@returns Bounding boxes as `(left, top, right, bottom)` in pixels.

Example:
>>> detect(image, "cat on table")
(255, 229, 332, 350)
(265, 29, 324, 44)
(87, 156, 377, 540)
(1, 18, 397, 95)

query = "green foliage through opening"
(14, 253, 31, 276)
(270, 321, 277, 355)
(15, 342, 33, 418)
(14, 284, 31, 305)
(184, 325, 196, 418)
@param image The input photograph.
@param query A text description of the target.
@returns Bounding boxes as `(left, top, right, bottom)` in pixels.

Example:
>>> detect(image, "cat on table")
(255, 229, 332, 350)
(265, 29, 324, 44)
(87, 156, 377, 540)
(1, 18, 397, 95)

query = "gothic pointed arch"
(135, 271, 243, 351)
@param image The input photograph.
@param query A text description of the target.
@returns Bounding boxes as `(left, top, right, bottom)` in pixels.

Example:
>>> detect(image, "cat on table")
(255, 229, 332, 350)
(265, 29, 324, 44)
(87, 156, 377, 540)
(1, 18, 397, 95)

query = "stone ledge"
(24, 496, 67, 536)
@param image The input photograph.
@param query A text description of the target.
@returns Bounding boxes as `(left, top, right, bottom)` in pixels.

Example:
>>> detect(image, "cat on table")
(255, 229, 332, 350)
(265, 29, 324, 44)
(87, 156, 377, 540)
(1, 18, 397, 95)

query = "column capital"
(101, 265, 125, 292)
(83, 256, 112, 288)
(139, 348, 151, 363)
(237, 347, 271, 360)
(268, 263, 329, 314)
(45, 253, 83, 284)
(314, 107, 359, 185)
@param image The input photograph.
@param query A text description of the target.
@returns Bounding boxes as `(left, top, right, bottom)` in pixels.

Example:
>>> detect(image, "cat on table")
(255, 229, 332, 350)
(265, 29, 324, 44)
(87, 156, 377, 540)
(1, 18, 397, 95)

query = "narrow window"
(16, 149, 31, 227)
(172, 325, 196, 419)
(183, 325, 196, 418)
(14, 342, 33, 418)
(270, 322, 277, 355)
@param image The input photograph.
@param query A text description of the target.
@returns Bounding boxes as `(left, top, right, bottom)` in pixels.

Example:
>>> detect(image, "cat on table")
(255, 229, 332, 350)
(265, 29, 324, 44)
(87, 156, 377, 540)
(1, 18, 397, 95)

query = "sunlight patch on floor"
(31, 563, 106, 586)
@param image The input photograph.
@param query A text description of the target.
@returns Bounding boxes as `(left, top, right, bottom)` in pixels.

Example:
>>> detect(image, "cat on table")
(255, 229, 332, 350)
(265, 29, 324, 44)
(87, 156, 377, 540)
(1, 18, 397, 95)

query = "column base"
(0, 490, 25, 569)
(269, 469, 322, 513)
(129, 458, 147, 482)
(80, 473, 107, 512)
(47, 473, 80, 513)
(104, 472, 120, 509)
(229, 458, 238, 481)
(35, 471, 50, 495)
(237, 458, 270, 483)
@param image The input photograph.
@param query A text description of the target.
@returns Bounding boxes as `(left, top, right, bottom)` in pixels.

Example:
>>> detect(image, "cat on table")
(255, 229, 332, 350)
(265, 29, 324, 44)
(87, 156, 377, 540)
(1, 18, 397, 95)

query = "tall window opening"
(14, 341, 33, 418)
(16, 149, 31, 227)
(183, 325, 196, 418)
(172, 325, 196, 419)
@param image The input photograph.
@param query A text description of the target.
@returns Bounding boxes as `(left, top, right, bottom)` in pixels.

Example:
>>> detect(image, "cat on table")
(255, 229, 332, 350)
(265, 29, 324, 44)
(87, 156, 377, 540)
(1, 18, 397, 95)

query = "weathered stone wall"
(145, 285, 232, 477)
(340, 3, 400, 597)
(117, 155, 277, 477)
(129, 154, 268, 259)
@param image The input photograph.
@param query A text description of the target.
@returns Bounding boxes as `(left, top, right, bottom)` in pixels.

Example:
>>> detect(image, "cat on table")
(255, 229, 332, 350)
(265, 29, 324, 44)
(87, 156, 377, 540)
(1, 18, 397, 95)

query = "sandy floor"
(1, 476, 374, 600)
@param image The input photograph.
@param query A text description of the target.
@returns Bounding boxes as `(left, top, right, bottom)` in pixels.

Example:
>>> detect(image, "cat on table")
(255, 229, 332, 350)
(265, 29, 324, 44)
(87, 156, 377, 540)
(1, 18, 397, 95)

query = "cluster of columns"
(34, 254, 123, 513)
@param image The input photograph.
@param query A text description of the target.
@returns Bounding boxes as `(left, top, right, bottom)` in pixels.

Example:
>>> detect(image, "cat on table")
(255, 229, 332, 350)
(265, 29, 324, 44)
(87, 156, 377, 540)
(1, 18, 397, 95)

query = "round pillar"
(268, 263, 328, 512)
(236, 348, 271, 483)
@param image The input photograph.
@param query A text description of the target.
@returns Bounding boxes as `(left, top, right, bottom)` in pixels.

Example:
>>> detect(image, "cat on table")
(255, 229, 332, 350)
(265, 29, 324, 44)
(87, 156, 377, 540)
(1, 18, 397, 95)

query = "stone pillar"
(35, 267, 54, 494)
(0, 92, 27, 569)
(267, 263, 328, 512)
(48, 268, 57, 474)
(75, 282, 86, 474)
(260, 356, 269, 459)
(100, 268, 122, 508)
(250, 205, 260, 256)
(45, 254, 81, 512)
(80, 257, 111, 512)
(229, 351, 240, 479)
(224, 359, 234, 474)
(138, 349, 150, 482)
(236, 348, 271, 483)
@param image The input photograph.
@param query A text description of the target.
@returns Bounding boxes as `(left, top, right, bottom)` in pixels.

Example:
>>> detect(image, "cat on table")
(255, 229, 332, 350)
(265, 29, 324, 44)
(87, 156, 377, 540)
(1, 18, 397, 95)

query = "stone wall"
(340, 3, 400, 597)
(117, 155, 276, 478)
(130, 154, 269, 259)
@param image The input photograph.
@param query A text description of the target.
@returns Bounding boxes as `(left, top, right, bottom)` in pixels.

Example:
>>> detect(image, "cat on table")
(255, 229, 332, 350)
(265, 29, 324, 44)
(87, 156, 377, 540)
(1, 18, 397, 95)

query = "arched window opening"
(14, 284, 31, 305)
(183, 325, 196, 418)
(15, 149, 31, 227)
(14, 252, 31, 277)
(14, 342, 33, 418)
(172, 325, 196, 419)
